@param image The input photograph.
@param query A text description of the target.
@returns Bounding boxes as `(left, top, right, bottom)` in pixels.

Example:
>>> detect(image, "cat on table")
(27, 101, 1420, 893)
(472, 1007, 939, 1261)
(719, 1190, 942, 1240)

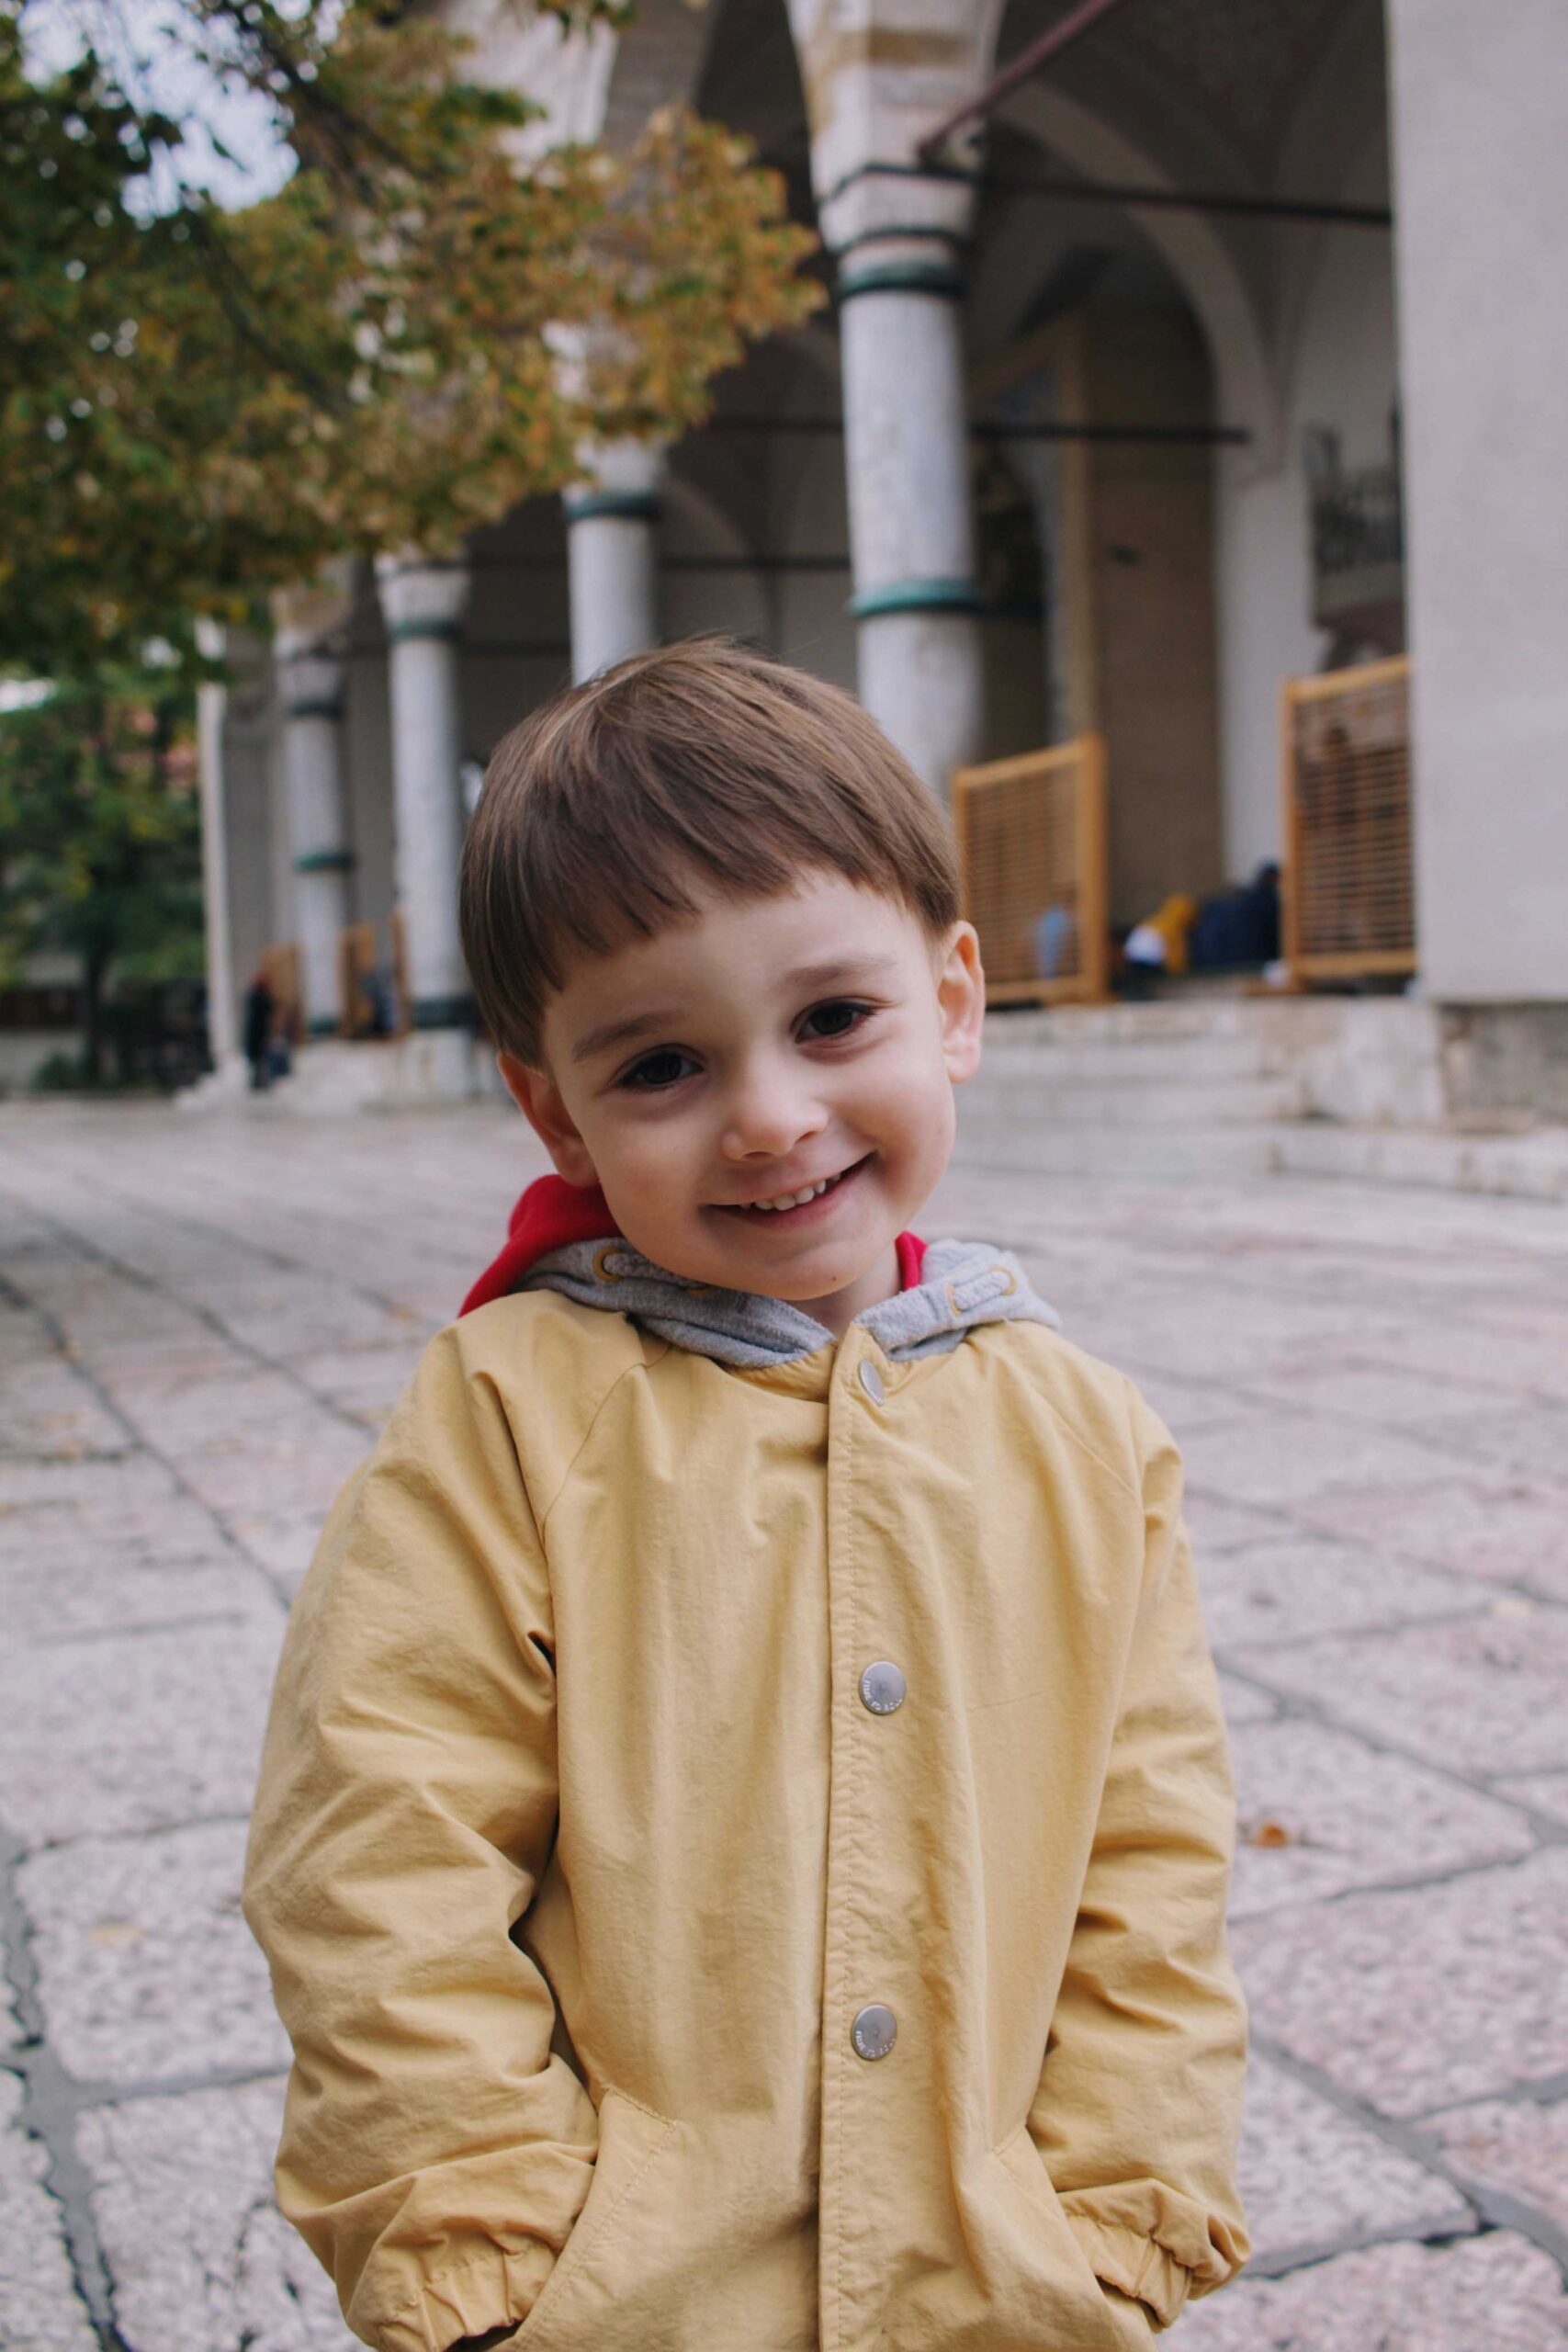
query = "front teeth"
(752, 1175, 837, 1212)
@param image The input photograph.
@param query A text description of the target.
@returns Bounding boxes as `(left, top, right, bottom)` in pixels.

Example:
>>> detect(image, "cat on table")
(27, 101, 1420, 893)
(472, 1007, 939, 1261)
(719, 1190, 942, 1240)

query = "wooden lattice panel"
(260, 942, 302, 1041)
(337, 922, 378, 1039)
(952, 736, 1109, 1005)
(389, 906, 412, 1037)
(1282, 657, 1416, 983)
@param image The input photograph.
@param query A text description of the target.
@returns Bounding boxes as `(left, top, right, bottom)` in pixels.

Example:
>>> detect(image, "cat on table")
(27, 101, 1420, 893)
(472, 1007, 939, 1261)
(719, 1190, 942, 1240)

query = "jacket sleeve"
(243, 1326, 599, 2352)
(1027, 1387, 1249, 2330)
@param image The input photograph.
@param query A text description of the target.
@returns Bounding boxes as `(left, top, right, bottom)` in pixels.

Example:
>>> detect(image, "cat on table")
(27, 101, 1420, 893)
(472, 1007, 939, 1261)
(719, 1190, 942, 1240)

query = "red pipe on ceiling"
(917, 0, 1136, 165)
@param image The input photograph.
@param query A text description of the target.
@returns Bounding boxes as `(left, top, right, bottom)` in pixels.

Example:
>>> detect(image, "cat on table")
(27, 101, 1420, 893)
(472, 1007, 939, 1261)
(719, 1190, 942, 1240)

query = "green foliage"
(0, 663, 204, 1076)
(0, 0, 823, 671)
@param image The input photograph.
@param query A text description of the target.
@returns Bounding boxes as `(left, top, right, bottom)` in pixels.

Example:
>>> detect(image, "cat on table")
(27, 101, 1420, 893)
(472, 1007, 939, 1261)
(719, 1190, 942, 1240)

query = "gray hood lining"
(518, 1237, 1059, 1369)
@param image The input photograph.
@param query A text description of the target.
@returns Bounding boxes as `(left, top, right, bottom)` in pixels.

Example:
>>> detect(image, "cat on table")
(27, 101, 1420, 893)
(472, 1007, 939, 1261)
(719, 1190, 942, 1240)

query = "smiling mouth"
(715, 1155, 871, 1224)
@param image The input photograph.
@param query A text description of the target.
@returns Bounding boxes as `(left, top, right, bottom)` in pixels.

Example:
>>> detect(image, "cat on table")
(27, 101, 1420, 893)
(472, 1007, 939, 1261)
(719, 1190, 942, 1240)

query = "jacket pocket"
(509, 2089, 676, 2352)
(990, 2127, 1155, 2345)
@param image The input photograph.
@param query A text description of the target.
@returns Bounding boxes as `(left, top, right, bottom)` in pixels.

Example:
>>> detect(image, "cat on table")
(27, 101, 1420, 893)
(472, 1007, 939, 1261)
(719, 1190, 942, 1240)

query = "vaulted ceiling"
(998, 0, 1382, 185)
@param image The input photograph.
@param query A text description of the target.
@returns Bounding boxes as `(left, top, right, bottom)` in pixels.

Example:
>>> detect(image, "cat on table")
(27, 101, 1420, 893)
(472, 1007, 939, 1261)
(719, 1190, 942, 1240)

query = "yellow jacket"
(244, 1221, 1247, 2352)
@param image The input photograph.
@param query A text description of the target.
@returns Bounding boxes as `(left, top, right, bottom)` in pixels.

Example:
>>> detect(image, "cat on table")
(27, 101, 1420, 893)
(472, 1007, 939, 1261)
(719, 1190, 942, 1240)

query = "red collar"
(460, 1173, 926, 1317)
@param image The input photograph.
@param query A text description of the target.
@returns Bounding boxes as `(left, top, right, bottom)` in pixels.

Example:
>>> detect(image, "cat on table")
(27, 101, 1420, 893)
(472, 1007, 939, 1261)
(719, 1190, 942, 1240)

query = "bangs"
(460, 639, 960, 1062)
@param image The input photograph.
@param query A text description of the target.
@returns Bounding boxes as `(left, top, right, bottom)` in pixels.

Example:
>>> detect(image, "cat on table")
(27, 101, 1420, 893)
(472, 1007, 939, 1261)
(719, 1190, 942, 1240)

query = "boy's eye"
(619, 1047, 697, 1091)
(800, 999, 872, 1041)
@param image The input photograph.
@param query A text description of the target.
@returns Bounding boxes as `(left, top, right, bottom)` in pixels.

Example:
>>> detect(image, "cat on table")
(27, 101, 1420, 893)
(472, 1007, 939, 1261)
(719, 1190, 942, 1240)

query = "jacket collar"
(460, 1174, 1058, 1370)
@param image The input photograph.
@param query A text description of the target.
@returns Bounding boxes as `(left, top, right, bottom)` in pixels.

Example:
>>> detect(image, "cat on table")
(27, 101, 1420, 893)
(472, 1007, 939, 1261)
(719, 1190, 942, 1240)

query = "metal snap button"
(852, 2004, 897, 2061)
(859, 1660, 907, 1715)
(858, 1360, 886, 1406)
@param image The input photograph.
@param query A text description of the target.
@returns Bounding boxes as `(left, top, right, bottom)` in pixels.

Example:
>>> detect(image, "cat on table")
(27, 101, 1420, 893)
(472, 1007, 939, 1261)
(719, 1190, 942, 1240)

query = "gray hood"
(520, 1236, 1059, 1371)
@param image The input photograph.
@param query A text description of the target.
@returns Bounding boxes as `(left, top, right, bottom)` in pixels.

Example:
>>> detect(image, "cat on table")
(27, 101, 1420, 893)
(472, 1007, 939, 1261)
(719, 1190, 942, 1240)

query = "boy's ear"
(936, 922, 986, 1086)
(497, 1053, 600, 1189)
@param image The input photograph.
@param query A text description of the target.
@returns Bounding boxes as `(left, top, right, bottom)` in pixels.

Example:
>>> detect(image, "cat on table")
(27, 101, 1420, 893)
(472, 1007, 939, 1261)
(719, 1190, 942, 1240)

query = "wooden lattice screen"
(259, 942, 302, 1043)
(337, 922, 378, 1039)
(389, 906, 412, 1038)
(1281, 656, 1416, 984)
(951, 735, 1109, 1005)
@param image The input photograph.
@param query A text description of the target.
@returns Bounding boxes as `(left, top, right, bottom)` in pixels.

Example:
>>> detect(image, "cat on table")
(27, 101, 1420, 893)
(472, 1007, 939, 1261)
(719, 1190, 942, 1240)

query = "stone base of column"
(218, 1032, 495, 1114)
(389, 1027, 488, 1105)
(175, 1054, 252, 1114)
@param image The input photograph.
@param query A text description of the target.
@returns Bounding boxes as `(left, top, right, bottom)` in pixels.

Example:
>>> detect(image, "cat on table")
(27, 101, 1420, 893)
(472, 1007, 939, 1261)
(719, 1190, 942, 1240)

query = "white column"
(375, 554, 474, 1092)
(193, 618, 240, 1071)
(276, 635, 352, 1036)
(564, 440, 662, 682)
(1388, 0, 1568, 1002)
(817, 157, 983, 797)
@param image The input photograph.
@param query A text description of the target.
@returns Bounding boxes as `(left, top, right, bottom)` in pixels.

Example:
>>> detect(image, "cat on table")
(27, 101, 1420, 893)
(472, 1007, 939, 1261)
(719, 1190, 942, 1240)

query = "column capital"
(797, 0, 994, 254)
(375, 552, 471, 644)
(270, 558, 355, 653)
(276, 646, 347, 720)
(819, 164, 976, 274)
(564, 437, 664, 523)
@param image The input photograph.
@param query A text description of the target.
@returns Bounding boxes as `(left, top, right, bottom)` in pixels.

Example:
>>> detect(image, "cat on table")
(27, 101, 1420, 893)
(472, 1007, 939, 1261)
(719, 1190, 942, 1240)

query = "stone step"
(979, 997, 1451, 1130)
(960, 1073, 1312, 1126)
(951, 1116, 1279, 1179)
(954, 1110, 1568, 1200)
(1269, 1121, 1568, 1204)
(977, 1034, 1283, 1085)
(986, 1001, 1268, 1047)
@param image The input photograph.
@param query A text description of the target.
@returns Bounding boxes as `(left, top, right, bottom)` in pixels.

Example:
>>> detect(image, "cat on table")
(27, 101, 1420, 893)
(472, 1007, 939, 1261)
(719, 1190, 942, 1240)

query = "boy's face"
(502, 876, 986, 1335)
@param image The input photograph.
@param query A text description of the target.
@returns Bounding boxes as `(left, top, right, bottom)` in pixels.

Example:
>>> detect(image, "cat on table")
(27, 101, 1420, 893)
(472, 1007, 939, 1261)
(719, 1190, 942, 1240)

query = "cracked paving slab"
(4, 1102, 1568, 2349)
(1227, 1715, 1537, 1917)
(1234, 1849, 1568, 2118)
(2, 1539, 273, 1645)
(1200, 1532, 1472, 1648)
(1235, 2053, 1472, 2268)
(0, 1611, 284, 1846)
(1497, 1772, 1568, 1827)
(1427, 2098, 1568, 2240)
(0, 2072, 98, 2352)
(1175, 2228, 1568, 2350)
(1296, 1476, 1568, 1606)
(78, 2077, 354, 2352)
(1177, 1408, 1461, 1513)
(20, 1820, 287, 2087)
(1231, 1607, 1568, 1779)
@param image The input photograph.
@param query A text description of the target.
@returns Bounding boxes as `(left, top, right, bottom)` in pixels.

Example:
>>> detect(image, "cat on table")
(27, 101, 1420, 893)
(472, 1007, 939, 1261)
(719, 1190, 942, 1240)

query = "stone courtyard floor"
(1, 1095, 1566, 2352)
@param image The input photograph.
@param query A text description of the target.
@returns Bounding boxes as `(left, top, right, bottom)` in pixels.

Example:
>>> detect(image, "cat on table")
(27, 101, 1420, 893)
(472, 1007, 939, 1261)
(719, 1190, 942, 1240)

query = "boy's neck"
(784, 1240, 902, 1339)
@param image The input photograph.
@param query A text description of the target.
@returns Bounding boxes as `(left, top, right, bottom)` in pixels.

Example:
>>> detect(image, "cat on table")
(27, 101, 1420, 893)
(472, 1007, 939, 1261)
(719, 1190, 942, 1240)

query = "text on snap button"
(859, 1661, 907, 1715)
(852, 2004, 897, 2061)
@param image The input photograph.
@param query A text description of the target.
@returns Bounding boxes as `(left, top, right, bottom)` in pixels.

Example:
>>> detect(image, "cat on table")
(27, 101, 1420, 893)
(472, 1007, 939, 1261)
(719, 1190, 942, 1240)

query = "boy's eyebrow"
(784, 955, 902, 991)
(570, 1008, 682, 1064)
(569, 956, 904, 1066)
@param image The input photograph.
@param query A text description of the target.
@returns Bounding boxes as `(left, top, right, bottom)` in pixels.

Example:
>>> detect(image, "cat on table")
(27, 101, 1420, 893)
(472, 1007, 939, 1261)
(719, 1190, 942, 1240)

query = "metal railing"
(1310, 465, 1404, 629)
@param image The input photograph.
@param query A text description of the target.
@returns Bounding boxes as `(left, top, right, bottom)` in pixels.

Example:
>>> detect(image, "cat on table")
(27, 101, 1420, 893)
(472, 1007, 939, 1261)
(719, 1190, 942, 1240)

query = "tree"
(0, 0, 823, 672)
(0, 663, 204, 1080)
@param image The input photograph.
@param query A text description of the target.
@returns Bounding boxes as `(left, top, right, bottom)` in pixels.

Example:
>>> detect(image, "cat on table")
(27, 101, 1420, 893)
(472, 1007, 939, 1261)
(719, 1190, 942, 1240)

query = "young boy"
(244, 639, 1248, 2352)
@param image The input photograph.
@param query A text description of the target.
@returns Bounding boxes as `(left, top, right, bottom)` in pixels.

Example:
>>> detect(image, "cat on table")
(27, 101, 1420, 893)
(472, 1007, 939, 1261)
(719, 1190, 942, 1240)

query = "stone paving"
(2, 1096, 1566, 2351)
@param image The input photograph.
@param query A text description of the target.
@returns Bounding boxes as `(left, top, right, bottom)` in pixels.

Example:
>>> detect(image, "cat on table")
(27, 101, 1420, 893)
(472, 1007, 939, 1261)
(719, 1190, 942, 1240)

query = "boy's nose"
(718, 1072, 828, 1162)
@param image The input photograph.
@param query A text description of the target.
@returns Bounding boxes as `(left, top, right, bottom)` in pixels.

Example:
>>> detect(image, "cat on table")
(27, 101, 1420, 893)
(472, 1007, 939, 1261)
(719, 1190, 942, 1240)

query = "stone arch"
(441, 0, 616, 151)
(1269, 3, 1395, 440)
(600, 0, 715, 151)
(991, 82, 1284, 475)
(658, 472, 772, 649)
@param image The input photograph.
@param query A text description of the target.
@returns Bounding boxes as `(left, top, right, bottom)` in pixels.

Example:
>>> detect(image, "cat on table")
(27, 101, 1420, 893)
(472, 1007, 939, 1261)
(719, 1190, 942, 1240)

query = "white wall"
(1215, 195, 1398, 882)
(1389, 0, 1568, 1001)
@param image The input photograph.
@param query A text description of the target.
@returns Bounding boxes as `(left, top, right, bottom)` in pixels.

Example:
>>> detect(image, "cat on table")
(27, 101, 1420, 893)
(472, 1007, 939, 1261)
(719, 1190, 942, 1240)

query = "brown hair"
(460, 638, 961, 1064)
